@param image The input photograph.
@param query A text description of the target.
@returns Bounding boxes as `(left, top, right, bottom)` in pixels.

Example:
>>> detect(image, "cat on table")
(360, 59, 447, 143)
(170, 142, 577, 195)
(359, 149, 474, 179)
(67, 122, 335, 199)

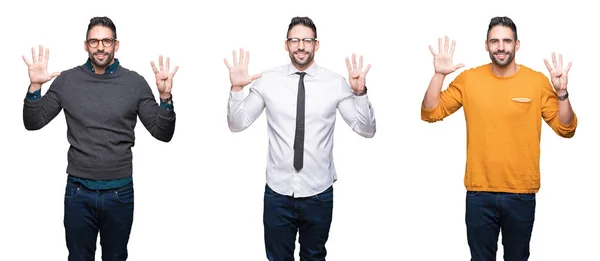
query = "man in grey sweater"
(22, 16, 178, 261)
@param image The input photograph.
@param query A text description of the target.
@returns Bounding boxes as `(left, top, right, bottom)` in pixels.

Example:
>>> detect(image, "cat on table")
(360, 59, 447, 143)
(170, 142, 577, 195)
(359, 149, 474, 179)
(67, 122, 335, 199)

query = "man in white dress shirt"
(224, 16, 376, 261)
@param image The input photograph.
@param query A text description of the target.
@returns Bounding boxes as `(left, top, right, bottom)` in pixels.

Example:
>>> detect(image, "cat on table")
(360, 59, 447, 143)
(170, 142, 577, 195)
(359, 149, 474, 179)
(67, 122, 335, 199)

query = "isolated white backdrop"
(1, 0, 597, 260)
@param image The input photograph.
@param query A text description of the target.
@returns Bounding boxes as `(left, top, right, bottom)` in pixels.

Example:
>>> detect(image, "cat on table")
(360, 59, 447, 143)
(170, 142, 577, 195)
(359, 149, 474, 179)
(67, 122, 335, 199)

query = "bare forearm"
(29, 83, 42, 93)
(556, 90, 574, 124)
(231, 86, 243, 93)
(422, 73, 446, 109)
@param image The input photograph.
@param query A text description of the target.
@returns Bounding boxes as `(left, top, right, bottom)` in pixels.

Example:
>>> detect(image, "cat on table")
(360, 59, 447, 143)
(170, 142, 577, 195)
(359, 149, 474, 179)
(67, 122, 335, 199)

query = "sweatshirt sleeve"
(540, 74, 577, 138)
(136, 78, 176, 142)
(421, 71, 466, 123)
(23, 76, 64, 130)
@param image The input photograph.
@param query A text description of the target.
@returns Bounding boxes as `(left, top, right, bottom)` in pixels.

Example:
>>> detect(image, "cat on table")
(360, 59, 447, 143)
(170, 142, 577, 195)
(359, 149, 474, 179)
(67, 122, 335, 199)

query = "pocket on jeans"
(516, 193, 536, 201)
(115, 184, 134, 204)
(65, 183, 80, 199)
(264, 184, 279, 197)
(466, 191, 480, 197)
(314, 187, 333, 202)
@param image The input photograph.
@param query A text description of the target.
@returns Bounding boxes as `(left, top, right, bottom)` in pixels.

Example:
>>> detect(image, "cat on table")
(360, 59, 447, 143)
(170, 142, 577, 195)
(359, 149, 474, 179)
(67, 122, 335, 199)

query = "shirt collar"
(287, 62, 317, 77)
(84, 58, 120, 74)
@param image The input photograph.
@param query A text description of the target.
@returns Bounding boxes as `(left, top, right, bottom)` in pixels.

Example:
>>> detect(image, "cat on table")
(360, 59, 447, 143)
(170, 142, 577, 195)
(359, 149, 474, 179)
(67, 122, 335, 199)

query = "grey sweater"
(23, 64, 176, 180)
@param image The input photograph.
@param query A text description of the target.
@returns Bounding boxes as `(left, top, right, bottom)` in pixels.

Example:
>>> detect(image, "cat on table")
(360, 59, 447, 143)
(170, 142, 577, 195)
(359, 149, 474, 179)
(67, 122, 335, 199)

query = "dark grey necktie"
(294, 72, 306, 171)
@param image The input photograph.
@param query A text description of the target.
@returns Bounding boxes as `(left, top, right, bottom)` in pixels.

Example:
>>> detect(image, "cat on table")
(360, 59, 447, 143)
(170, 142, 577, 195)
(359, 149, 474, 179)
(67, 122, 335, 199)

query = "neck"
(292, 60, 314, 71)
(490, 62, 519, 77)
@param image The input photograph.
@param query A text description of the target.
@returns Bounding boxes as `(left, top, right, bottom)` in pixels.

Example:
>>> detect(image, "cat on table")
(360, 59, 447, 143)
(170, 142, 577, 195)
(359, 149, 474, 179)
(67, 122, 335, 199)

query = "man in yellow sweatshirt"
(421, 16, 577, 261)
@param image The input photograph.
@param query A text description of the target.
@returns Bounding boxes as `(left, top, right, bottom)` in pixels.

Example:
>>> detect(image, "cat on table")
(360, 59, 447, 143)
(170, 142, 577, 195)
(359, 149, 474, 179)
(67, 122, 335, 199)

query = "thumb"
(250, 74, 261, 81)
(455, 63, 465, 70)
(51, 72, 61, 78)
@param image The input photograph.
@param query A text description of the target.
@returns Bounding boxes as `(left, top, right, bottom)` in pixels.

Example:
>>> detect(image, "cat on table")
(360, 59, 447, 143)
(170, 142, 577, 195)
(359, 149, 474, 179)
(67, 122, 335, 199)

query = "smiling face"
(485, 25, 519, 67)
(84, 25, 119, 73)
(285, 24, 319, 71)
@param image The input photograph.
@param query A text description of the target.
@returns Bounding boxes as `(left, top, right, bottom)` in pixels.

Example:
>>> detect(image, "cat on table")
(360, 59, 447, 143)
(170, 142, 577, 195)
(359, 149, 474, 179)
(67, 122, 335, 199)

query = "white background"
(1, 0, 598, 260)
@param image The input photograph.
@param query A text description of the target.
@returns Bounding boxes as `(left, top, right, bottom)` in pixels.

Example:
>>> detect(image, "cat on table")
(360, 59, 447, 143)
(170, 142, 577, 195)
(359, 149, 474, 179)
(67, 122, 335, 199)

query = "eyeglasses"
(287, 38, 317, 45)
(87, 38, 116, 48)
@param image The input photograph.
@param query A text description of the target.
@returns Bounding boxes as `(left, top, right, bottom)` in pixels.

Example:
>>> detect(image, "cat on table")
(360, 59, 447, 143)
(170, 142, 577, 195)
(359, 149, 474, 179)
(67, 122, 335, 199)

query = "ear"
(484, 39, 489, 52)
(114, 40, 120, 52)
(284, 39, 289, 52)
(515, 39, 520, 52)
(314, 40, 320, 52)
(84, 40, 89, 52)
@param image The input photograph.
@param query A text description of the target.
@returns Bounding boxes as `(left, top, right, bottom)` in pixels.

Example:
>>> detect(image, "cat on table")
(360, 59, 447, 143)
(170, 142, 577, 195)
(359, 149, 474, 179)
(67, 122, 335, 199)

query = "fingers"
(166, 56, 170, 72)
(551, 52, 557, 68)
(170, 65, 179, 77)
(564, 61, 572, 74)
(153, 56, 177, 75)
(44, 48, 50, 66)
(438, 37, 442, 54)
(449, 40, 456, 56)
(150, 60, 159, 74)
(444, 36, 449, 53)
(245, 50, 250, 67)
(363, 64, 371, 75)
(558, 53, 563, 70)
(232, 50, 239, 66)
(429, 45, 436, 56)
(359, 55, 363, 71)
(38, 45, 43, 64)
(228, 48, 251, 68)
(22, 55, 31, 66)
(345, 57, 351, 71)
(346, 54, 368, 73)
(543, 58, 552, 73)
(31, 47, 37, 63)
(224, 58, 232, 69)
(239, 48, 245, 66)
(159, 55, 164, 72)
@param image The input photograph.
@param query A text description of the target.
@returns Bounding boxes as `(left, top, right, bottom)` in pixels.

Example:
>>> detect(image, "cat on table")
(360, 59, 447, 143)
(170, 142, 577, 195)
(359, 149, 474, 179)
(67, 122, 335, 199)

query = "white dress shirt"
(228, 63, 376, 197)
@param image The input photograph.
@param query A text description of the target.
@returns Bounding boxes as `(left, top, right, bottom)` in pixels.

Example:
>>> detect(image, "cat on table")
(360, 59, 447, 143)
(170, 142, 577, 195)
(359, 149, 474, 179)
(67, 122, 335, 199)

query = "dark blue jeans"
(263, 184, 334, 261)
(64, 177, 135, 261)
(466, 191, 536, 261)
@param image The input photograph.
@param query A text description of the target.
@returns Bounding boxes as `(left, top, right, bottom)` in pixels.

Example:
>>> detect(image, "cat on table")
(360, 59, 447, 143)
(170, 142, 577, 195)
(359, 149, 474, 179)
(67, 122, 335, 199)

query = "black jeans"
(263, 184, 334, 261)
(64, 177, 134, 261)
(466, 191, 536, 261)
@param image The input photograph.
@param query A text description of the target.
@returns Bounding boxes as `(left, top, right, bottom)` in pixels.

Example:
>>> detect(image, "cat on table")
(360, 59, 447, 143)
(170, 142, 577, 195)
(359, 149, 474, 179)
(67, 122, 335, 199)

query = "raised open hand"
(22, 45, 61, 85)
(429, 36, 464, 75)
(345, 53, 371, 94)
(151, 55, 179, 97)
(544, 52, 571, 93)
(224, 48, 261, 90)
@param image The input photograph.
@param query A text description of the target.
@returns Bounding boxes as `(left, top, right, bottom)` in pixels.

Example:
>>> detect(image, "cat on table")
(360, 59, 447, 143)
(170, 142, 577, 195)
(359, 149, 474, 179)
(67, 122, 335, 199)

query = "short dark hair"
(287, 16, 317, 39)
(487, 16, 517, 41)
(86, 16, 117, 39)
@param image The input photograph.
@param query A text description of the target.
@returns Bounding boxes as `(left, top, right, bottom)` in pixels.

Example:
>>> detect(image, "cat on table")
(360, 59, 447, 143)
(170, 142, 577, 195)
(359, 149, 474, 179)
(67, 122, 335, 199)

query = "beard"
(289, 50, 314, 67)
(88, 50, 114, 68)
(489, 50, 514, 67)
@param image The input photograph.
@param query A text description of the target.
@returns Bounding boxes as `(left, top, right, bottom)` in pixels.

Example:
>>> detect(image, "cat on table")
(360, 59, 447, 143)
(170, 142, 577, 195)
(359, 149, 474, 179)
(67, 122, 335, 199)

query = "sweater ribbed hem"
(66, 164, 132, 180)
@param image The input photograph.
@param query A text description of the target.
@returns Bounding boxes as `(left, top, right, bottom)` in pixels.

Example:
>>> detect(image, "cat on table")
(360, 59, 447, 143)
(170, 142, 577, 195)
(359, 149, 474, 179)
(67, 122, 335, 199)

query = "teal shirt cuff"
(160, 101, 173, 111)
(26, 89, 42, 101)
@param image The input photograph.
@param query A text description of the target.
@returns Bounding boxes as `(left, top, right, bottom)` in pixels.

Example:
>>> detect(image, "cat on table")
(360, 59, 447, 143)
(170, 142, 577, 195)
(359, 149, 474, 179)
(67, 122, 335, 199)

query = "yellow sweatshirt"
(421, 64, 577, 193)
